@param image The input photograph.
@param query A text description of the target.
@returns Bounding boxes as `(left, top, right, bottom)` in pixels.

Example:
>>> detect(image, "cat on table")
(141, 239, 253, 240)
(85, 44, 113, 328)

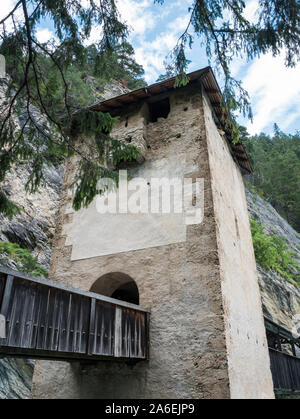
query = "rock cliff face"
(0, 82, 299, 398)
(246, 188, 300, 333)
(0, 163, 63, 399)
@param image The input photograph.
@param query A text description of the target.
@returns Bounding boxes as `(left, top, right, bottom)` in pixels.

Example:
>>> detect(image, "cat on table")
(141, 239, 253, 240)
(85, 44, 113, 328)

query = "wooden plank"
(0, 275, 14, 346)
(126, 310, 146, 359)
(0, 275, 14, 316)
(58, 292, 72, 352)
(130, 310, 136, 358)
(92, 301, 114, 356)
(68, 293, 77, 353)
(31, 284, 47, 349)
(48, 289, 63, 351)
(44, 288, 56, 350)
(104, 303, 114, 355)
(135, 312, 146, 359)
(7, 278, 27, 347)
(0, 267, 149, 361)
(36, 286, 51, 350)
(19, 280, 38, 349)
(0, 266, 150, 313)
(78, 296, 90, 354)
(114, 307, 122, 358)
(74, 294, 89, 354)
(269, 349, 300, 391)
(0, 274, 5, 309)
(87, 298, 96, 355)
(121, 308, 131, 358)
(72, 294, 83, 353)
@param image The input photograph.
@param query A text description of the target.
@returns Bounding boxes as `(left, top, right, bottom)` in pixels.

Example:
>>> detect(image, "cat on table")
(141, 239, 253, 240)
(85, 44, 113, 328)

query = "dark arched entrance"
(90, 272, 139, 305)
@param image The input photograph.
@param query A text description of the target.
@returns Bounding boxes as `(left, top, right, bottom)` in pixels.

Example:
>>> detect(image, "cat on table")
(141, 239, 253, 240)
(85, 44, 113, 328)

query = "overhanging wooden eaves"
(88, 67, 252, 175)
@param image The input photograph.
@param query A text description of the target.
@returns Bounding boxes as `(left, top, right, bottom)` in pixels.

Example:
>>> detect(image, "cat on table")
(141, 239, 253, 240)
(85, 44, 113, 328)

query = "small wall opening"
(90, 272, 139, 305)
(148, 97, 170, 122)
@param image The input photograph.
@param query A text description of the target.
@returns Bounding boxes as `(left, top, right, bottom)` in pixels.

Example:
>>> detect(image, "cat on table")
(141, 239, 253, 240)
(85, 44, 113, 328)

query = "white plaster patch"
(64, 156, 200, 260)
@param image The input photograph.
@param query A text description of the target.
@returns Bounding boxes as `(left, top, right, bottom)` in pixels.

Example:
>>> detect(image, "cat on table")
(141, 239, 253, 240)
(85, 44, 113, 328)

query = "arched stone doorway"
(90, 272, 139, 305)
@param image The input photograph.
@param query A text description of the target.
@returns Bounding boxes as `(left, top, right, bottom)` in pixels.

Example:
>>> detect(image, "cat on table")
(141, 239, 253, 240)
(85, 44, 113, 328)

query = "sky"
(1, 0, 300, 136)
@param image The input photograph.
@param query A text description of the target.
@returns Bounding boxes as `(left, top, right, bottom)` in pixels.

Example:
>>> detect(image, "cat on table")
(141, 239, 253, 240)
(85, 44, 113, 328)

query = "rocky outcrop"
(0, 359, 34, 399)
(0, 163, 63, 399)
(0, 165, 64, 269)
(246, 187, 300, 333)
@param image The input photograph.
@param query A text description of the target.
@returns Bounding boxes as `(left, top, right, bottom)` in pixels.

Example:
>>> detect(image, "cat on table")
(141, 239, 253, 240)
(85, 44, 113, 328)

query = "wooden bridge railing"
(0, 267, 150, 362)
(269, 349, 300, 392)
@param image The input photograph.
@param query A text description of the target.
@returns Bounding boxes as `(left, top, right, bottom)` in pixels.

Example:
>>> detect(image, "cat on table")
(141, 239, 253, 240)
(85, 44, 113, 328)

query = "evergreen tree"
(86, 42, 146, 90)
(242, 126, 300, 232)
(0, 1, 141, 216)
(1, 0, 300, 215)
(156, 0, 300, 139)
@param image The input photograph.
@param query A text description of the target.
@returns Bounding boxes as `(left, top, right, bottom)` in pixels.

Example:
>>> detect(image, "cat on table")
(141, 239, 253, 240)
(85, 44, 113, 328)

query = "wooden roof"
(89, 67, 252, 174)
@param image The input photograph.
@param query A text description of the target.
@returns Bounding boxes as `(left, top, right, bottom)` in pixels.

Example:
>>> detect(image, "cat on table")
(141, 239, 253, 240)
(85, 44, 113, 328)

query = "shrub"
(250, 219, 299, 286)
(0, 241, 48, 278)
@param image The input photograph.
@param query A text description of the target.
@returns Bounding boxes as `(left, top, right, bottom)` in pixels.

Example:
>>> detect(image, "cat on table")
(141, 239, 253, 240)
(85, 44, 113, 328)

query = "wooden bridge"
(269, 349, 300, 393)
(0, 267, 150, 362)
(1, 266, 300, 396)
(265, 316, 300, 393)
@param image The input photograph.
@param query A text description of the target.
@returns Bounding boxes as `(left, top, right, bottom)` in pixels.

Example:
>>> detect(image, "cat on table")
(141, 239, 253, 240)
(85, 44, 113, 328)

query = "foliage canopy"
(156, 0, 300, 139)
(0, 241, 48, 278)
(0, 0, 144, 217)
(1, 0, 300, 215)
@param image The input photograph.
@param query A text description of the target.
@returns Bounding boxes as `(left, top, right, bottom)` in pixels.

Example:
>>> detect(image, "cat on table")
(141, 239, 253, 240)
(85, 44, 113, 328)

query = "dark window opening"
(148, 98, 170, 122)
(111, 281, 139, 305)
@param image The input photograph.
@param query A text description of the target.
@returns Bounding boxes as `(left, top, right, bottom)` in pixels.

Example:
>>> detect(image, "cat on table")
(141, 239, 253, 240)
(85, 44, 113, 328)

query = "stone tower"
(31, 67, 275, 399)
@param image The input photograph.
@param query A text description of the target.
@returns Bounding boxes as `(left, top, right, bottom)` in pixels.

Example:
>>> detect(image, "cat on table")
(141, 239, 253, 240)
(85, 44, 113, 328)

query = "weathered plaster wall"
(202, 92, 275, 399)
(63, 155, 198, 260)
(32, 85, 231, 399)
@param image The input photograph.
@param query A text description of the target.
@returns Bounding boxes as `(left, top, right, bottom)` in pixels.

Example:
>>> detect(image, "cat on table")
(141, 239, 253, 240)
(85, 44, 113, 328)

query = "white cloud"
(36, 28, 56, 44)
(134, 34, 177, 83)
(84, 0, 155, 46)
(243, 52, 300, 134)
(244, 0, 259, 23)
(132, 13, 190, 83)
(0, 0, 17, 20)
(0, 0, 24, 32)
(114, 0, 191, 83)
(117, 0, 155, 36)
(167, 15, 190, 33)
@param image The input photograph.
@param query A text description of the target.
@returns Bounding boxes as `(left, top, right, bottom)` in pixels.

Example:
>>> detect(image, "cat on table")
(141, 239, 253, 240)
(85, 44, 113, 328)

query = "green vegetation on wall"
(0, 241, 48, 278)
(250, 219, 300, 286)
(241, 126, 300, 232)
